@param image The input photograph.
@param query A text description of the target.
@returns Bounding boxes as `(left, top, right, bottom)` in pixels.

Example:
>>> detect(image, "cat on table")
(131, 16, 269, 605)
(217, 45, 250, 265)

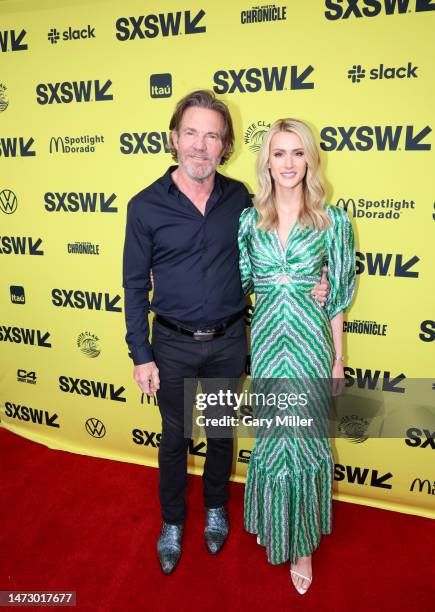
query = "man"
(123, 90, 329, 575)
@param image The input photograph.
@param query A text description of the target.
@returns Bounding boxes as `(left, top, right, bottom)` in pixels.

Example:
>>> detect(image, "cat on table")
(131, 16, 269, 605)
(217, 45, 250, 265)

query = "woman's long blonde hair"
(255, 118, 330, 231)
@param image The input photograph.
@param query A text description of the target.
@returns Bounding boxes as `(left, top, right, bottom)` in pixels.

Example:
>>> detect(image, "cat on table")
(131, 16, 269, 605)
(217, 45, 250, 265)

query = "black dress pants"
(152, 317, 247, 524)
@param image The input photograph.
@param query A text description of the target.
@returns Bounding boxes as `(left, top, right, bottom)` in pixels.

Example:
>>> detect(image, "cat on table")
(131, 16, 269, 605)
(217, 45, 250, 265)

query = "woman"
(238, 119, 355, 594)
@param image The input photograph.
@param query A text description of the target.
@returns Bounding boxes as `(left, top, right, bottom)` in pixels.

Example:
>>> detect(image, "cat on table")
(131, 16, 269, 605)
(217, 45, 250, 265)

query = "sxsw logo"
(320, 125, 431, 151)
(4, 402, 59, 428)
(150, 73, 172, 98)
(405, 428, 435, 449)
(59, 375, 126, 402)
(36, 79, 113, 104)
(116, 10, 206, 41)
(325, 0, 435, 19)
(213, 65, 314, 94)
(51, 288, 122, 312)
(0, 29, 28, 52)
(0, 190, 18, 214)
(119, 132, 170, 154)
(132, 429, 206, 456)
(44, 192, 117, 213)
(344, 367, 406, 392)
(133, 429, 162, 446)
(419, 320, 435, 342)
(0, 138, 36, 157)
(0, 326, 51, 347)
(0, 236, 43, 255)
(10, 285, 25, 304)
(348, 62, 418, 83)
(334, 464, 393, 489)
(356, 252, 419, 277)
(48, 25, 95, 45)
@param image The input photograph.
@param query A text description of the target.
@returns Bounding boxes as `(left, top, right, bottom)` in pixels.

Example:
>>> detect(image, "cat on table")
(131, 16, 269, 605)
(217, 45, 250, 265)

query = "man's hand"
(311, 265, 330, 306)
(134, 361, 160, 397)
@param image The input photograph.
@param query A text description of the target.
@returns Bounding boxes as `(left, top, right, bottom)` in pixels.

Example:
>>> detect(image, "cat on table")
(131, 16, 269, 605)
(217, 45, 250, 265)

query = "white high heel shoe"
(290, 566, 312, 595)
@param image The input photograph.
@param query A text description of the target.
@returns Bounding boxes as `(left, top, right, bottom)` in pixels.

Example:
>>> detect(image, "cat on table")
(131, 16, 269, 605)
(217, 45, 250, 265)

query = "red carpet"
(0, 427, 433, 612)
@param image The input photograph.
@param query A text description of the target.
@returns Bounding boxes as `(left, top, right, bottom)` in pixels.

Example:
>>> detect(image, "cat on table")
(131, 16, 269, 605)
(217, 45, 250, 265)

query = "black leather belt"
(155, 311, 244, 341)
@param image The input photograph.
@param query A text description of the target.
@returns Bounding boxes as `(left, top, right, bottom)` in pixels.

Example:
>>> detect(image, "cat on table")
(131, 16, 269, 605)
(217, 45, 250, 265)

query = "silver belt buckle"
(193, 329, 215, 341)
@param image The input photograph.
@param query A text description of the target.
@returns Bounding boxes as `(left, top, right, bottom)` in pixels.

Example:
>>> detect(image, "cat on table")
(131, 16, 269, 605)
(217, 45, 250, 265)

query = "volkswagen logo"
(85, 417, 106, 438)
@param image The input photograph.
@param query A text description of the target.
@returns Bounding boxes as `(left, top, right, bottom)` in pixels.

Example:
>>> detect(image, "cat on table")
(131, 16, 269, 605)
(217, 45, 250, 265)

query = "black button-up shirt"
(123, 166, 251, 365)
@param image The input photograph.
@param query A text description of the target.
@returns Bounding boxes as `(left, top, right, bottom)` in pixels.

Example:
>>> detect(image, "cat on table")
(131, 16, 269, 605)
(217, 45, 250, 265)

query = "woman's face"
(268, 130, 307, 191)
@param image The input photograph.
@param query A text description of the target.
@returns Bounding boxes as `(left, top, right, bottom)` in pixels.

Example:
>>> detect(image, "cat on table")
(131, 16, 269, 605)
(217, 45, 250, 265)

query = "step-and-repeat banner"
(1, 0, 434, 519)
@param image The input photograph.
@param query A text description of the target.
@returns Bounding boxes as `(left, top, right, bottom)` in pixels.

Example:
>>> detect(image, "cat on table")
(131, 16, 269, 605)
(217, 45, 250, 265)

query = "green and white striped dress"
(238, 204, 355, 564)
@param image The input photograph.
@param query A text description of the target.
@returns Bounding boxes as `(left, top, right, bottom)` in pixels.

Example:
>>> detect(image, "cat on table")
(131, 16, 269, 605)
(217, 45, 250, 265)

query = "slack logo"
(150, 73, 172, 98)
(10, 285, 25, 304)
(48, 25, 96, 45)
(348, 62, 418, 83)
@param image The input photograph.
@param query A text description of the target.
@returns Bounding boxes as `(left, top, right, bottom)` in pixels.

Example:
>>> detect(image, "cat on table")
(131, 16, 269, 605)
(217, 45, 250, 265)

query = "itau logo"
(0, 83, 9, 111)
(47, 28, 61, 44)
(150, 73, 172, 98)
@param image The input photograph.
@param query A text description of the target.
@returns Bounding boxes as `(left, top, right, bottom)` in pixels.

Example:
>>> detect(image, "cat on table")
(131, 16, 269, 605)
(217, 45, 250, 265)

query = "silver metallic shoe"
(204, 506, 229, 555)
(157, 522, 184, 575)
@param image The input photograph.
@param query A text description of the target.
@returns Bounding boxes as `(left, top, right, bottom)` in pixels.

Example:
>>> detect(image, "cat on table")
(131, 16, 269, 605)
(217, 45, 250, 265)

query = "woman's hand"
(331, 359, 345, 396)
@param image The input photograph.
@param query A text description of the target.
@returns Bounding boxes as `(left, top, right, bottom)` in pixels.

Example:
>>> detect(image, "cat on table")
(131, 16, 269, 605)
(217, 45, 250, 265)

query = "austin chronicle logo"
(337, 415, 369, 443)
(244, 121, 271, 153)
(77, 332, 101, 357)
(85, 418, 106, 438)
(0, 83, 9, 111)
(0, 189, 18, 214)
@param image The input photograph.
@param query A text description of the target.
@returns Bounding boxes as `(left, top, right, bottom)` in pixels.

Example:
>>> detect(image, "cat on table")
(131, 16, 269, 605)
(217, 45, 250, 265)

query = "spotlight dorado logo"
(336, 197, 415, 220)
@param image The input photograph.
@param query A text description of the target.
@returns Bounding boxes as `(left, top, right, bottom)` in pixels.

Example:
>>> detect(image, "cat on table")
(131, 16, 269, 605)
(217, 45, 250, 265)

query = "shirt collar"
(162, 165, 223, 200)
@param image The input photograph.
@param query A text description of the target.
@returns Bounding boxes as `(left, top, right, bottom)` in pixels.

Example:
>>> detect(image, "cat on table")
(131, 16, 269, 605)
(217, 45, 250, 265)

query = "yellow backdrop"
(1, 0, 434, 519)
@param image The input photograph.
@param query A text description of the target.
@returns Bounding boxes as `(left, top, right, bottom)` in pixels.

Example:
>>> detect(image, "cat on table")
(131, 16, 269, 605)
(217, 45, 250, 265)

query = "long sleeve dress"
(238, 204, 355, 564)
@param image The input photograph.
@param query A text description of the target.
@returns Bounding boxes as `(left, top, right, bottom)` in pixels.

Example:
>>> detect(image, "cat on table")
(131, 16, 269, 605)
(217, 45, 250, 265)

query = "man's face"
(172, 106, 225, 181)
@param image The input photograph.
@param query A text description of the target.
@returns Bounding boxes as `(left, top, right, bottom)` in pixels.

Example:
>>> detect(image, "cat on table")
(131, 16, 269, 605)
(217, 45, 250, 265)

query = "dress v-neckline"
(275, 222, 298, 254)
